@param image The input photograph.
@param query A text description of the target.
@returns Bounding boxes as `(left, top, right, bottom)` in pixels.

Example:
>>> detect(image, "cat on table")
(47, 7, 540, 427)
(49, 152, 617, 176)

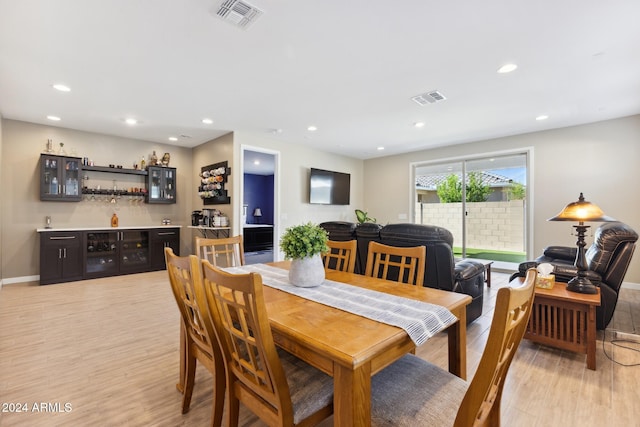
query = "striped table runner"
(223, 264, 458, 346)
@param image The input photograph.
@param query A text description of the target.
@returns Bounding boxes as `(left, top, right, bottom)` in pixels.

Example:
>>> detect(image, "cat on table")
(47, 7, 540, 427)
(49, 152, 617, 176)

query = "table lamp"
(253, 207, 262, 224)
(548, 192, 615, 294)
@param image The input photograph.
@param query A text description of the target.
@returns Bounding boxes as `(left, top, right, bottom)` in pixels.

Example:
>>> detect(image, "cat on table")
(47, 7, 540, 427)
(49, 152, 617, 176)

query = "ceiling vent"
(411, 90, 447, 106)
(216, 0, 263, 29)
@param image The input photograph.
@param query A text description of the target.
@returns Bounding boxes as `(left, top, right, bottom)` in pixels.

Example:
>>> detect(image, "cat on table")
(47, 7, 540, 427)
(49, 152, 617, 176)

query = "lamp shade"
(253, 208, 262, 217)
(548, 193, 615, 222)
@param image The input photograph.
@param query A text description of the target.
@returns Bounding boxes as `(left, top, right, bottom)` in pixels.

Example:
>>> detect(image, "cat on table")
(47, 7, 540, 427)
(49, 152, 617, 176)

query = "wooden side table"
(511, 277, 601, 370)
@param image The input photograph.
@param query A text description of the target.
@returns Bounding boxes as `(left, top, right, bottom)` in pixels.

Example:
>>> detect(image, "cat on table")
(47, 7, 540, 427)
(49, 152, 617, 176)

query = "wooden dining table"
(261, 260, 471, 427)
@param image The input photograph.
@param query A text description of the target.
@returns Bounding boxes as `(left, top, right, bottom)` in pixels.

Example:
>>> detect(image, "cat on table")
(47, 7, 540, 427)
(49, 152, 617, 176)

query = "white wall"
(233, 131, 364, 259)
(364, 115, 640, 283)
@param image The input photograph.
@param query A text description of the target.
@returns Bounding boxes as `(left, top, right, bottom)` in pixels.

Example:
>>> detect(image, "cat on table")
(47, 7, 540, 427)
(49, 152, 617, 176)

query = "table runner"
(223, 264, 458, 346)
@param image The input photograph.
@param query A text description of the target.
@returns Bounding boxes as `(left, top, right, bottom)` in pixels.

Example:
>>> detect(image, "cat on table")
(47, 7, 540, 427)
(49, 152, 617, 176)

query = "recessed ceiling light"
(307, 125, 317, 132)
(125, 118, 138, 125)
(46, 115, 61, 121)
(254, 160, 260, 165)
(497, 63, 518, 74)
(52, 84, 71, 92)
(377, 146, 385, 151)
(168, 137, 178, 141)
(414, 122, 425, 128)
(535, 115, 549, 121)
(202, 118, 213, 124)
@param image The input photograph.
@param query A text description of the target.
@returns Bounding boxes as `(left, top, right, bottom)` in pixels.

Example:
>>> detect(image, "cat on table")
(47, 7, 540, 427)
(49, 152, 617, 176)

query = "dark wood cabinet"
(149, 228, 180, 270)
(85, 230, 151, 278)
(244, 226, 273, 252)
(39, 227, 180, 284)
(146, 166, 176, 204)
(39, 231, 83, 285)
(40, 154, 82, 201)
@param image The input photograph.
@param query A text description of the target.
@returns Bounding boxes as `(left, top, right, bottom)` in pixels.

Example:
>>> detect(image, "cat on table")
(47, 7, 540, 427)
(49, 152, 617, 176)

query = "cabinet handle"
(59, 248, 62, 259)
(157, 232, 175, 236)
(63, 248, 67, 258)
(50, 236, 77, 240)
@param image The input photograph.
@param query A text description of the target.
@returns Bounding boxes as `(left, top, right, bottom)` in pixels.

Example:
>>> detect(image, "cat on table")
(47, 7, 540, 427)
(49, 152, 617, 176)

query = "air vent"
(411, 90, 447, 106)
(216, 0, 263, 29)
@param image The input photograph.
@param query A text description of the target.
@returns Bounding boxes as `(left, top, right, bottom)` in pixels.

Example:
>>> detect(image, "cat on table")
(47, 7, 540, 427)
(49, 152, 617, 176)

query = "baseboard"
(621, 281, 640, 291)
(2, 275, 40, 285)
(613, 330, 640, 343)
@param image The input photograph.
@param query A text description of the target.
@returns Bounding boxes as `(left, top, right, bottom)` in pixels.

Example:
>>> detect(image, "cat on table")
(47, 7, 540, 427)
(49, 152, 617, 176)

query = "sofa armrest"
(542, 246, 576, 261)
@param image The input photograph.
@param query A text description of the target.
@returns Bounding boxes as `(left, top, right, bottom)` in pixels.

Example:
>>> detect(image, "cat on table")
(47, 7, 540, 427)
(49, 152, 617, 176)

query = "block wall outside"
(416, 200, 525, 252)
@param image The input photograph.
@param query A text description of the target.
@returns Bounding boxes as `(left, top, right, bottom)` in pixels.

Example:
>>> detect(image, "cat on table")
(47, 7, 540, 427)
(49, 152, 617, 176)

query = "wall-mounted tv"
(309, 168, 351, 205)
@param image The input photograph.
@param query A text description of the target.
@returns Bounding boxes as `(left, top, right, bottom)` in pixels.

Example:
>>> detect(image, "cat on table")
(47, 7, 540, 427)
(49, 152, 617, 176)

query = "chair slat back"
(165, 248, 216, 359)
(201, 261, 294, 425)
(364, 241, 426, 286)
(323, 239, 357, 273)
(455, 268, 537, 427)
(195, 235, 245, 268)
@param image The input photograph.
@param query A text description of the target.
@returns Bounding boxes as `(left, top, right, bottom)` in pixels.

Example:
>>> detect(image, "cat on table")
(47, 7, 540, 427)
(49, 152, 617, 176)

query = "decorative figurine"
(161, 152, 170, 167)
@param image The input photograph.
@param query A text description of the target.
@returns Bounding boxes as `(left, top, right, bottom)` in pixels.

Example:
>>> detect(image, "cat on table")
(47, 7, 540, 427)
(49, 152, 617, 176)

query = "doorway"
(413, 151, 529, 270)
(241, 147, 279, 264)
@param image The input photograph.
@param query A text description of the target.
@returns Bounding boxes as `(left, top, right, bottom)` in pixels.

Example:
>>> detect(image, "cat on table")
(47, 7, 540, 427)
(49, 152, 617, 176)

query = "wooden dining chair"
(370, 268, 537, 427)
(164, 247, 225, 427)
(322, 239, 357, 273)
(200, 260, 334, 427)
(195, 235, 245, 267)
(364, 241, 426, 286)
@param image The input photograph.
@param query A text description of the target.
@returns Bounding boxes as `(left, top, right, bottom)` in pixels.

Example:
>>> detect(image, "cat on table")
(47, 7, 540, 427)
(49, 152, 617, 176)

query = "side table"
(511, 277, 601, 370)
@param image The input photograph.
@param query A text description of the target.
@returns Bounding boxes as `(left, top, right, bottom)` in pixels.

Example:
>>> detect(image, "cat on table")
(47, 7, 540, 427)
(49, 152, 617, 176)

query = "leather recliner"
(320, 221, 486, 323)
(511, 222, 638, 329)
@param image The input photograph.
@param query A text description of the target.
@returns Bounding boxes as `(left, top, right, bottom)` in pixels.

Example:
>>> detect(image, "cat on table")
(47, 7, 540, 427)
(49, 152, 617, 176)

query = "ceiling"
(1, 0, 639, 160)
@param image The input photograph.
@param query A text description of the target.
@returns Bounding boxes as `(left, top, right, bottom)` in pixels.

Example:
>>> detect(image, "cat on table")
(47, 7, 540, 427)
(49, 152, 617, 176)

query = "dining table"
(262, 260, 471, 427)
(177, 260, 471, 427)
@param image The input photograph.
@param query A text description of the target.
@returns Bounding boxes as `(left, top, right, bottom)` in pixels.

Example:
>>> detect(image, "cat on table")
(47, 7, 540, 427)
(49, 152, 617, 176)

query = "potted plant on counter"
(280, 222, 329, 287)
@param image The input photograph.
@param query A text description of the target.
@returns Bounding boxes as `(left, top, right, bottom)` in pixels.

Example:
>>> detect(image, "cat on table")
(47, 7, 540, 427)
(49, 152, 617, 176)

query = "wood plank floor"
(1, 270, 639, 426)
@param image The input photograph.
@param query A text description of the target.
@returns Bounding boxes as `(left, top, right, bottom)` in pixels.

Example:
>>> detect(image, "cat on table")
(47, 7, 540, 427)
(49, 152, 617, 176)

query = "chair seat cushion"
(371, 354, 467, 426)
(279, 348, 334, 424)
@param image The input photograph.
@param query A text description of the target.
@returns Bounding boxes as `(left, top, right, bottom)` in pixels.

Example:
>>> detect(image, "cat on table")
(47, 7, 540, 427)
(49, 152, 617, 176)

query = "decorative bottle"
(111, 213, 119, 228)
(140, 157, 146, 170)
(50, 177, 58, 195)
(150, 151, 158, 166)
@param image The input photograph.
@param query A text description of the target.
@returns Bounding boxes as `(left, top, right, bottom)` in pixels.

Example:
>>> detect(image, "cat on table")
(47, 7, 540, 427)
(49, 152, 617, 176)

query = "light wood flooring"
(1, 270, 639, 427)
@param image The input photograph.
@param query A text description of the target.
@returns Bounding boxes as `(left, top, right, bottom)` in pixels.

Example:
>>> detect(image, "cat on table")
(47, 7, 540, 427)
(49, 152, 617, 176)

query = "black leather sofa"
(320, 221, 486, 323)
(511, 222, 638, 329)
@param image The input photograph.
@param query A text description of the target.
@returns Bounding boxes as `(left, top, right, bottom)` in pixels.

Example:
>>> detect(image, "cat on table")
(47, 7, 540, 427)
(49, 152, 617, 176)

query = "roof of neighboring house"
(416, 171, 513, 190)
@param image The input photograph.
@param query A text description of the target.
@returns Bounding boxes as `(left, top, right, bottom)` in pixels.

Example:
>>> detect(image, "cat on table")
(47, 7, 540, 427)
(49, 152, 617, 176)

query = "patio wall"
(416, 200, 525, 252)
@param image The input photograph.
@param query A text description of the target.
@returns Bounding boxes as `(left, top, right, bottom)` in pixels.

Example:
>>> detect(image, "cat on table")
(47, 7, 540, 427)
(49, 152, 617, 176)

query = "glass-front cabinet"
(40, 154, 82, 201)
(84, 230, 149, 278)
(146, 166, 176, 204)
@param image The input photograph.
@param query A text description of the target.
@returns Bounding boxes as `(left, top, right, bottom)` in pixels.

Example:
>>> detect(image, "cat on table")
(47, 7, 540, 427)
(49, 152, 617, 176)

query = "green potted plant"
(280, 222, 329, 287)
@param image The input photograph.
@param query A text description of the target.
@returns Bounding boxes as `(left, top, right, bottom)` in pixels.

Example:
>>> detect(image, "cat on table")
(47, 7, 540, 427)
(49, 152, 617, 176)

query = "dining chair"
(322, 239, 357, 273)
(364, 241, 426, 286)
(370, 268, 537, 427)
(164, 247, 225, 427)
(195, 235, 245, 267)
(200, 260, 334, 427)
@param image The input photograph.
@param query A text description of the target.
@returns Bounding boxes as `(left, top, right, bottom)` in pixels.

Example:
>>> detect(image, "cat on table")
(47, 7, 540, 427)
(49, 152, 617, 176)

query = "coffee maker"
(191, 210, 203, 226)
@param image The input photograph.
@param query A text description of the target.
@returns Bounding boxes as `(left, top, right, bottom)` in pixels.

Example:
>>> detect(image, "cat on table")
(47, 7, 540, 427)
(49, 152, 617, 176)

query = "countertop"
(36, 225, 182, 232)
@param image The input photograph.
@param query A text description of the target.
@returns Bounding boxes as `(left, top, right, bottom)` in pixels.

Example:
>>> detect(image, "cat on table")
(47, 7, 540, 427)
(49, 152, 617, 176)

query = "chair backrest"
(201, 261, 295, 426)
(323, 239, 357, 273)
(364, 241, 426, 286)
(164, 247, 219, 362)
(195, 235, 245, 268)
(455, 268, 536, 427)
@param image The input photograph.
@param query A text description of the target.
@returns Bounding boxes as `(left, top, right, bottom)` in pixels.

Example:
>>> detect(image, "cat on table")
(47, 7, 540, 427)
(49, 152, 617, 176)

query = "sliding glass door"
(414, 152, 528, 266)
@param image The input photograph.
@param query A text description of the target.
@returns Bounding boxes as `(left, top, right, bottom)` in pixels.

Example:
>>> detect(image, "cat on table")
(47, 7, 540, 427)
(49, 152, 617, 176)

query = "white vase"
(289, 253, 325, 287)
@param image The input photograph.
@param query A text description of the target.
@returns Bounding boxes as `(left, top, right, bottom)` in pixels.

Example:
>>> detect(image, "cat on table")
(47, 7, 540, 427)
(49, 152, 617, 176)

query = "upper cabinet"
(146, 166, 176, 204)
(40, 154, 82, 201)
(39, 155, 178, 204)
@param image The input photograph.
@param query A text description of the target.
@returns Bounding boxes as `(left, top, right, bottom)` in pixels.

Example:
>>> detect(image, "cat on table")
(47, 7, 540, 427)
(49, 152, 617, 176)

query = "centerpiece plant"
(280, 222, 329, 287)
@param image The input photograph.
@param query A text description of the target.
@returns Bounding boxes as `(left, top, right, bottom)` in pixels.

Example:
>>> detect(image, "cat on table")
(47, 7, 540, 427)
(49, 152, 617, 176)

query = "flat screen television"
(309, 168, 351, 205)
